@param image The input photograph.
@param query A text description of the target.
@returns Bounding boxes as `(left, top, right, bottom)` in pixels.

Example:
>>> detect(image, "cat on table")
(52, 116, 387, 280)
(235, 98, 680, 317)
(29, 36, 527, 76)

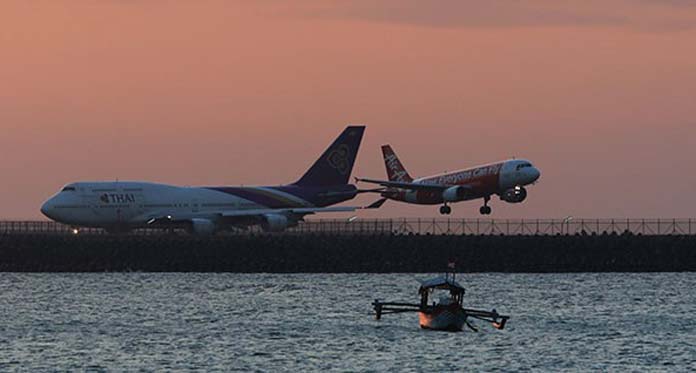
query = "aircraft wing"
(356, 177, 449, 191)
(146, 206, 360, 224)
(219, 206, 357, 217)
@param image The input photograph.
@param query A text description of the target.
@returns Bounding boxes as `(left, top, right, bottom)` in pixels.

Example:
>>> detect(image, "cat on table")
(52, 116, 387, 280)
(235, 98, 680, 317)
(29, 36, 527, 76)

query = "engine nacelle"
(500, 187, 527, 203)
(190, 218, 216, 235)
(261, 214, 289, 232)
(442, 186, 469, 202)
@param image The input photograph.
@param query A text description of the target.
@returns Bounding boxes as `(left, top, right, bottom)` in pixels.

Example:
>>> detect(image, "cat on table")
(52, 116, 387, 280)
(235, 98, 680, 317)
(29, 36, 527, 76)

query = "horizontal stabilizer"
(366, 198, 388, 209)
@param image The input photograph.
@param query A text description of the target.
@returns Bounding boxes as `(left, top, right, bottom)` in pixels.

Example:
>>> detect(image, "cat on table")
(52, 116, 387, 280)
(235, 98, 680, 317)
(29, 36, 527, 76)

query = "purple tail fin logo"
(294, 126, 364, 186)
(327, 144, 350, 175)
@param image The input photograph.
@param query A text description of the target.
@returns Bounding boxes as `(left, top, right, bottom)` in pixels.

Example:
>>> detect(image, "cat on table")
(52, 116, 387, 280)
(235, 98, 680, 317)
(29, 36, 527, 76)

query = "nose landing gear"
(479, 196, 492, 215)
(439, 205, 452, 215)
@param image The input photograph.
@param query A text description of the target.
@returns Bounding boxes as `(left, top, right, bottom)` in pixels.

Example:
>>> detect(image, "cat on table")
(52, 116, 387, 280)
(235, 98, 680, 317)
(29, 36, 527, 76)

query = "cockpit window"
(62, 187, 76, 192)
(516, 163, 533, 171)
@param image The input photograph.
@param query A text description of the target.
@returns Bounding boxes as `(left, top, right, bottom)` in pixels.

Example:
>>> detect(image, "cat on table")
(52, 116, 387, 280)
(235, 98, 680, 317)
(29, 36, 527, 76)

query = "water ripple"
(0, 273, 694, 371)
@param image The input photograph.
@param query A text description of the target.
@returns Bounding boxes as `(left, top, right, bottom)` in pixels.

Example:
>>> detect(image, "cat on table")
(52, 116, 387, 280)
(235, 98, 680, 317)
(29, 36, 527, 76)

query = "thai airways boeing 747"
(41, 126, 367, 234)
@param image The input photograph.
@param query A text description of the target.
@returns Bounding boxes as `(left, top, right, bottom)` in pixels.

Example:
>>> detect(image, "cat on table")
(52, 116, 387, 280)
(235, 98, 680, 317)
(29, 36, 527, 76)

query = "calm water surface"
(0, 273, 694, 371)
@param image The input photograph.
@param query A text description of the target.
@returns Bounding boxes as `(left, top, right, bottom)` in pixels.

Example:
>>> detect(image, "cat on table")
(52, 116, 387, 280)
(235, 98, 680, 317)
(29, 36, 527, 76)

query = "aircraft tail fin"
(381, 145, 413, 182)
(294, 125, 365, 186)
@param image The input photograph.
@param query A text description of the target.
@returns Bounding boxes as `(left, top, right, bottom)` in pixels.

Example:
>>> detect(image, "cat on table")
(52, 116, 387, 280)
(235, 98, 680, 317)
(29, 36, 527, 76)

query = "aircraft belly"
(403, 190, 442, 205)
(457, 176, 500, 199)
(399, 177, 500, 205)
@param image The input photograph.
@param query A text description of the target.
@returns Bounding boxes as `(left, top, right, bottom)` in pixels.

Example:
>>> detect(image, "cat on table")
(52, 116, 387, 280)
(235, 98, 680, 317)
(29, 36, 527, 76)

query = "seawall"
(1, 233, 695, 272)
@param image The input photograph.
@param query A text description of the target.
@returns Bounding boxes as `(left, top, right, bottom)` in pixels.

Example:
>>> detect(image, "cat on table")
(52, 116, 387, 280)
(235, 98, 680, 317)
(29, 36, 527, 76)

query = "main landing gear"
(439, 196, 493, 216)
(479, 196, 492, 215)
(439, 204, 452, 215)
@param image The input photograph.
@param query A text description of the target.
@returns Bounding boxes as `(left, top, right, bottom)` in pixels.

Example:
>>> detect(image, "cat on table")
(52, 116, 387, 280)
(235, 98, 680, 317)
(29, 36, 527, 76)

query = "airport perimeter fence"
(1, 219, 695, 236)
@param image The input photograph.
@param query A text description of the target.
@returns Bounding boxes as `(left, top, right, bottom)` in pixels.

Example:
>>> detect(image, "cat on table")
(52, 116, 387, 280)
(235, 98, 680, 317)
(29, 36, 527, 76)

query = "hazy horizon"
(2, 1, 695, 219)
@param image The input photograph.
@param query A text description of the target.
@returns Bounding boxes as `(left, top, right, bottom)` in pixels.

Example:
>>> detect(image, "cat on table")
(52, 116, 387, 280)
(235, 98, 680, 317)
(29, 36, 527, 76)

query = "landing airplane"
(357, 145, 540, 215)
(41, 126, 369, 234)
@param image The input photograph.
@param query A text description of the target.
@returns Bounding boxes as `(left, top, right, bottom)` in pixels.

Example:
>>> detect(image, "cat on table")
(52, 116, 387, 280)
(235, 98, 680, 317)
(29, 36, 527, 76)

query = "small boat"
(372, 265, 509, 332)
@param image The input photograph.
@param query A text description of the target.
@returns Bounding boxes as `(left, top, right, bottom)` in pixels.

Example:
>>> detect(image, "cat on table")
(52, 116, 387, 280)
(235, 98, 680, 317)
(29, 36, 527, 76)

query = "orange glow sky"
(2, 1, 696, 219)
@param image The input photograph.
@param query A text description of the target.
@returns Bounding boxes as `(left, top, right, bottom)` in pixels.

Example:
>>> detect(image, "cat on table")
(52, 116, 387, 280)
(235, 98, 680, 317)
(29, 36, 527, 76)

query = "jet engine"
(261, 214, 290, 232)
(190, 218, 216, 235)
(500, 186, 527, 203)
(442, 186, 469, 202)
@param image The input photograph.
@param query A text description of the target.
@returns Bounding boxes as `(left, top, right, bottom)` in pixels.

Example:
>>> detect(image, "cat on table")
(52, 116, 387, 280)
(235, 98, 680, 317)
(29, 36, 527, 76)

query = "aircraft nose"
(41, 199, 55, 220)
(530, 167, 541, 182)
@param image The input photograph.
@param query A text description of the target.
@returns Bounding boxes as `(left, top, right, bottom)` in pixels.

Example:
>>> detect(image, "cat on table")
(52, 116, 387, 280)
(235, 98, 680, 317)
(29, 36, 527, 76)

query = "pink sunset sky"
(1, 1, 695, 219)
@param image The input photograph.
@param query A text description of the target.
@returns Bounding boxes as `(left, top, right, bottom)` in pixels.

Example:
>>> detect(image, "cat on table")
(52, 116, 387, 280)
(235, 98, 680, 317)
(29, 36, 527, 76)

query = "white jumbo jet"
(41, 126, 368, 234)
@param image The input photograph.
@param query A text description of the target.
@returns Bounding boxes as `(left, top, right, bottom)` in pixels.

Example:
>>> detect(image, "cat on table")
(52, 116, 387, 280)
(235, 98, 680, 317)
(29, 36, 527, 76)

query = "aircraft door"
(498, 162, 517, 191)
(82, 187, 101, 219)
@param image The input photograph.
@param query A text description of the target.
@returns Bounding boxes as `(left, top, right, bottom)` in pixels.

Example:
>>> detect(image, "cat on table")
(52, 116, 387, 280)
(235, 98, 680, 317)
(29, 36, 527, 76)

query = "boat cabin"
(418, 275, 465, 310)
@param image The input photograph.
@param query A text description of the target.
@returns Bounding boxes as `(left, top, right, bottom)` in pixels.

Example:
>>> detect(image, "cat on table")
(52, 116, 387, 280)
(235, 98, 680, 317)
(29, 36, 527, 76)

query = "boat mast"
(446, 260, 456, 282)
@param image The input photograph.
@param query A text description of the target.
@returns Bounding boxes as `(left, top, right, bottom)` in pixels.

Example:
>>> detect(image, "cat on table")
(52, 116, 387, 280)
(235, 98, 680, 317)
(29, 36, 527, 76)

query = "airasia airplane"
(357, 145, 541, 215)
(41, 126, 369, 234)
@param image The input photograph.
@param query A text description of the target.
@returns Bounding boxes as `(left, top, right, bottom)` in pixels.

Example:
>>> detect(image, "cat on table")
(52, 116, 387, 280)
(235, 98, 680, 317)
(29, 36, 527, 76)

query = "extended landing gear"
(479, 196, 492, 215)
(439, 205, 452, 215)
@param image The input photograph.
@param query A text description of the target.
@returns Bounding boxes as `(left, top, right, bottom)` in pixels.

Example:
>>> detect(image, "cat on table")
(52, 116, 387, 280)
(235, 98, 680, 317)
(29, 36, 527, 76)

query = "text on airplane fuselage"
(100, 193, 136, 204)
(428, 164, 503, 185)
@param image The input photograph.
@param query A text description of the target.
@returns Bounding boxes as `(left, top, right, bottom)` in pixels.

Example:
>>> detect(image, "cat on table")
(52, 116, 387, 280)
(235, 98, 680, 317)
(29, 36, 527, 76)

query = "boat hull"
(419, 305, 467, 332)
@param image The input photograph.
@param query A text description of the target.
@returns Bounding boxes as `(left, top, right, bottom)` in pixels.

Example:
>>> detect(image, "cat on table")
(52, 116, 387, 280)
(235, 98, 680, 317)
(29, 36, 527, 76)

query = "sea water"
(0, 273, 694, 371)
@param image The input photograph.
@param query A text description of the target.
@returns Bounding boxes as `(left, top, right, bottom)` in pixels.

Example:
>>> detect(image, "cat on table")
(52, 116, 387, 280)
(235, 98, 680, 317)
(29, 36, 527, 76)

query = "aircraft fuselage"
(385, 159, 540, 205)
(41, 181, 357, 229)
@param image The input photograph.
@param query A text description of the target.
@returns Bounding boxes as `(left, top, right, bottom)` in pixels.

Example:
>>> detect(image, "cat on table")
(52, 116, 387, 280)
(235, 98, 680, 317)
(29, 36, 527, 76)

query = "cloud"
(310, 1, 623, 28)
(289, 0, 696, 31)
(638, 0, 696, 7)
